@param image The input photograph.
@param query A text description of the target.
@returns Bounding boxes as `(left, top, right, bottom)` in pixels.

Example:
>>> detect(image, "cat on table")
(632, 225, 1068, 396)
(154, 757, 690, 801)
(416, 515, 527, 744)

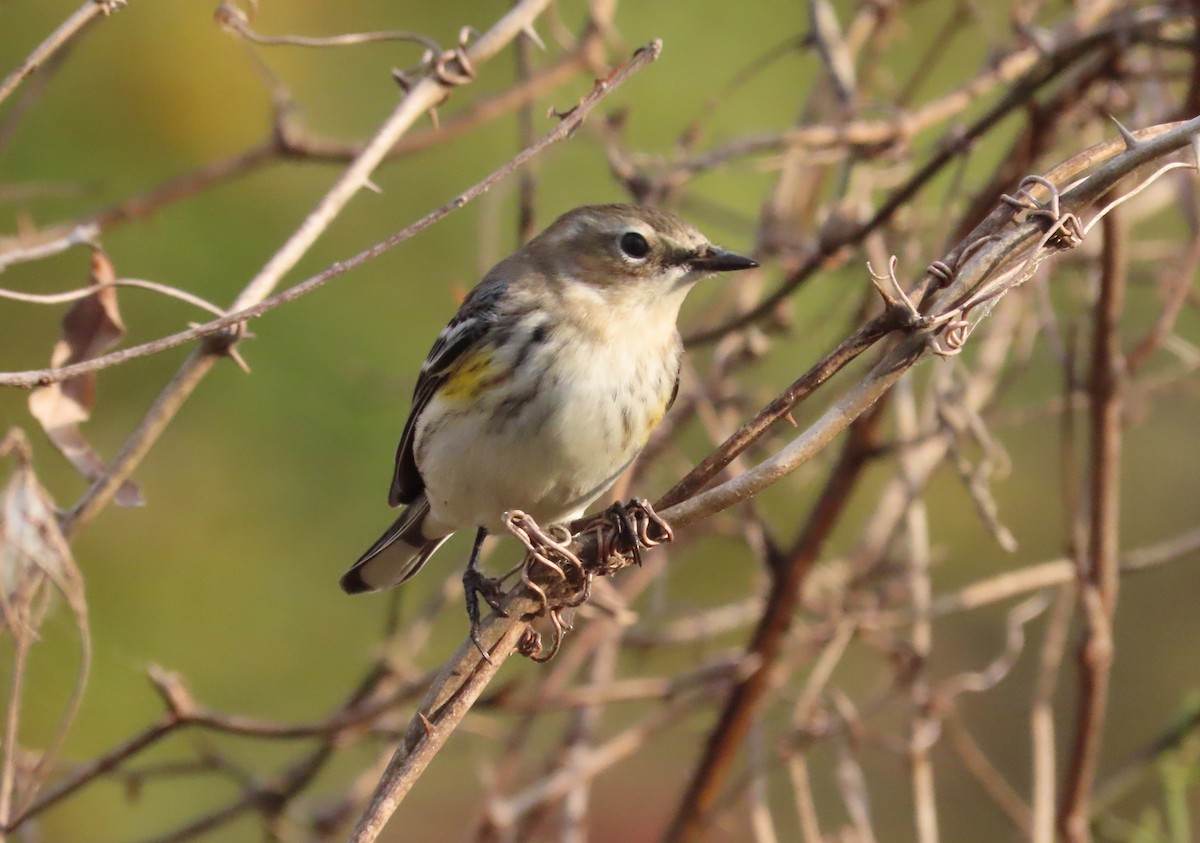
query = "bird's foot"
(463, 567, 508, 662)
(600, 498, 674, 566)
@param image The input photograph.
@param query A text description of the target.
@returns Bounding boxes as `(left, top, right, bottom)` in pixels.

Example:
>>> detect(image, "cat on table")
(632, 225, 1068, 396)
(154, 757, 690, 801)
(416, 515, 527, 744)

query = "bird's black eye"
(619, 231, 650, 260)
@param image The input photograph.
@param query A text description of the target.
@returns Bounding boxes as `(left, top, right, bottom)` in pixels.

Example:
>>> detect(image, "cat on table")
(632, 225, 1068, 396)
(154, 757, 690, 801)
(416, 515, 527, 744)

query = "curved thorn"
(1108, 114, 1140, 151)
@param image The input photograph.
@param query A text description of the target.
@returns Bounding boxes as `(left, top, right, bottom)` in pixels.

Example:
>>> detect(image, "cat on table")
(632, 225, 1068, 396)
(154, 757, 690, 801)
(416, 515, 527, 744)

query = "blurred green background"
(2, 1, 1199, 841)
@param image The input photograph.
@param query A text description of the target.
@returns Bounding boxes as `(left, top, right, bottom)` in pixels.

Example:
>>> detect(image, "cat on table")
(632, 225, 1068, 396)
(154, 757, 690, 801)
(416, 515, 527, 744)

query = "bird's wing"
(389, 291, 500, 507)
(666, 363, 681, 414)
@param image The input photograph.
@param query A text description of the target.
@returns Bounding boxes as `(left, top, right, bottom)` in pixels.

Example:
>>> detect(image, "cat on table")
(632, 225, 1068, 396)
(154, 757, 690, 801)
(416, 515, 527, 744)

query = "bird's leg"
(463, 527, 508, 659)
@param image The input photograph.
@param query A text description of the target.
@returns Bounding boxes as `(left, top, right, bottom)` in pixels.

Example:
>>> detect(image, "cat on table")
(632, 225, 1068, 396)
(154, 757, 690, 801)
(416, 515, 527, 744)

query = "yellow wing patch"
(439, 348, 507, 401)
(641, 395, 670, 443)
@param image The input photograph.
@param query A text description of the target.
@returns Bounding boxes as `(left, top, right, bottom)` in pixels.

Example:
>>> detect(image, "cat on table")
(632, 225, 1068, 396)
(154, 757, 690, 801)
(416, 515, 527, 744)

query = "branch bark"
(1058, 199, 1127, 843)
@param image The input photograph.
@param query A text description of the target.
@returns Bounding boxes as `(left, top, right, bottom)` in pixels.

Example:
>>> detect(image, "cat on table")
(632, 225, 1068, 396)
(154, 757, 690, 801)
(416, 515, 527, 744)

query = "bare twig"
(662, 405, 885, 843)
(213, 1, 442, 54)
(945, 712, 1032, 837)
(348, 614, 532, 842)
(0, 21, 604, 275)
(41, 33, 658, 539)
(0, 636, 31, 833)
(487, 691, 704, 834)
(0, 277, 225, 317)
(0, 0, 128, 108)
(1126, 229, 1200, 372)
(7, 6, 1200, 840)
(1058, 200, 1128, 843)
(658, 0, 1145, 183)
(896, 374, 939, 843)
(0, 39, 658, 393)
(683, 4, 1178, 344)
(662, 117, 1200, 532)
(1032, 586, 1075, 843)
(5, 661, 423, 834)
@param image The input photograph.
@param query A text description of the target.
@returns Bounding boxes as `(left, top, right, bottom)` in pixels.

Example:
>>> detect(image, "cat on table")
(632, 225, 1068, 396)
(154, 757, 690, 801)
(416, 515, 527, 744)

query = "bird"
(340, 204, 757, 640)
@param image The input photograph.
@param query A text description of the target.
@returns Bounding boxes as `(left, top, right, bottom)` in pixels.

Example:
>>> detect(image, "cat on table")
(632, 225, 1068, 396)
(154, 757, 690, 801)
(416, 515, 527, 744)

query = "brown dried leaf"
(0, 430, 74, 627)
(0, 428, 92, 805)
(27, 251, 142, 507)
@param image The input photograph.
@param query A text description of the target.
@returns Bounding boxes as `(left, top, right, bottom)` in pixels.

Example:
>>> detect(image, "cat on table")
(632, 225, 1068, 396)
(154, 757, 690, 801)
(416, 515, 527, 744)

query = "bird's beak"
(689, 246, 758, 273)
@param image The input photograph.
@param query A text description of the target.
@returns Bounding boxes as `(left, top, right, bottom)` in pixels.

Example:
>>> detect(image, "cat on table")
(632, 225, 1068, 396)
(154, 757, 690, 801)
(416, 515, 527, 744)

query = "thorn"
(548, 103, 579, 121)
(785, 411, 797, 427)
(147, 665, 196, 718)
(362, 177, 383, 195)
(418, 711, 435, 736)
(392, 68, 414, 93)
(1108, 114, 1139, 151)
(191, 321, 248, 363)
(227, 346, 252, 374)
(521, 23, 546, 51)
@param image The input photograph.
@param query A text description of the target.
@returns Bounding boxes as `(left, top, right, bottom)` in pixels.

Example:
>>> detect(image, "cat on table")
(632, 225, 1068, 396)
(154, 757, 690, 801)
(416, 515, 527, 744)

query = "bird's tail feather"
(340, 495, 450, 594)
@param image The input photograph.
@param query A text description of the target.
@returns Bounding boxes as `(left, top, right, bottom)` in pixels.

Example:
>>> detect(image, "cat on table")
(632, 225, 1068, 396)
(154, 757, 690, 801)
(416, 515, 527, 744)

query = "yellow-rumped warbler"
(340, 204, 756, 632)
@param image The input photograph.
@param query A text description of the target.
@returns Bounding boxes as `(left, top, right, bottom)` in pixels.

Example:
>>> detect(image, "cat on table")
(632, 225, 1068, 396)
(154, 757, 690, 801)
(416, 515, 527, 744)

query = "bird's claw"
(463, 567, 508, 662)
(600, 498, 673, 564)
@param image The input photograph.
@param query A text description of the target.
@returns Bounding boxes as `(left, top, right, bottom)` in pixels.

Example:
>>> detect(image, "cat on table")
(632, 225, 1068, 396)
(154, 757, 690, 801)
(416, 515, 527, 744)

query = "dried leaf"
(0, 430, 75, 620)
(27, 251, 143, 507)
(0, 428, 92, 806)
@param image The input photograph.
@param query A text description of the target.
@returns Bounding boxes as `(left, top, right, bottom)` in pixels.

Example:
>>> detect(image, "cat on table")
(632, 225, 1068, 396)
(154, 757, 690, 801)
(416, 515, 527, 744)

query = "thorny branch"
(0, 0, 129, 109)
(0, 15, 608, 276)
(4, 2, 1200, 842)
(440, 115, 1200, 842)
(0, 39, 658, 392)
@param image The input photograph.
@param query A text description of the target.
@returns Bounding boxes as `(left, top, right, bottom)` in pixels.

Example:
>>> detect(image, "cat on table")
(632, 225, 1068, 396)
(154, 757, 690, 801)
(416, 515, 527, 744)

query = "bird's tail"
(340, 494, 451, 593)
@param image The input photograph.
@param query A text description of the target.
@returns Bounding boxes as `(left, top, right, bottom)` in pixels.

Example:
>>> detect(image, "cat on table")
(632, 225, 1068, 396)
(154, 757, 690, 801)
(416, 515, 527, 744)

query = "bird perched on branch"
(340, 203, 757, 645)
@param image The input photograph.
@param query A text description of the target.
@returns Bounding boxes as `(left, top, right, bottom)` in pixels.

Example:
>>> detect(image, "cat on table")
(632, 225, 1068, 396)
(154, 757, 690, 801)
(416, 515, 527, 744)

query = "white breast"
(417, 282, 686, 532)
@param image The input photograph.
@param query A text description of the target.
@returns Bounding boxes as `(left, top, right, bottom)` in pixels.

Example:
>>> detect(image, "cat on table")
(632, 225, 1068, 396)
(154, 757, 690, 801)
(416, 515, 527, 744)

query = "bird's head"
(526, 204, 758, 297)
